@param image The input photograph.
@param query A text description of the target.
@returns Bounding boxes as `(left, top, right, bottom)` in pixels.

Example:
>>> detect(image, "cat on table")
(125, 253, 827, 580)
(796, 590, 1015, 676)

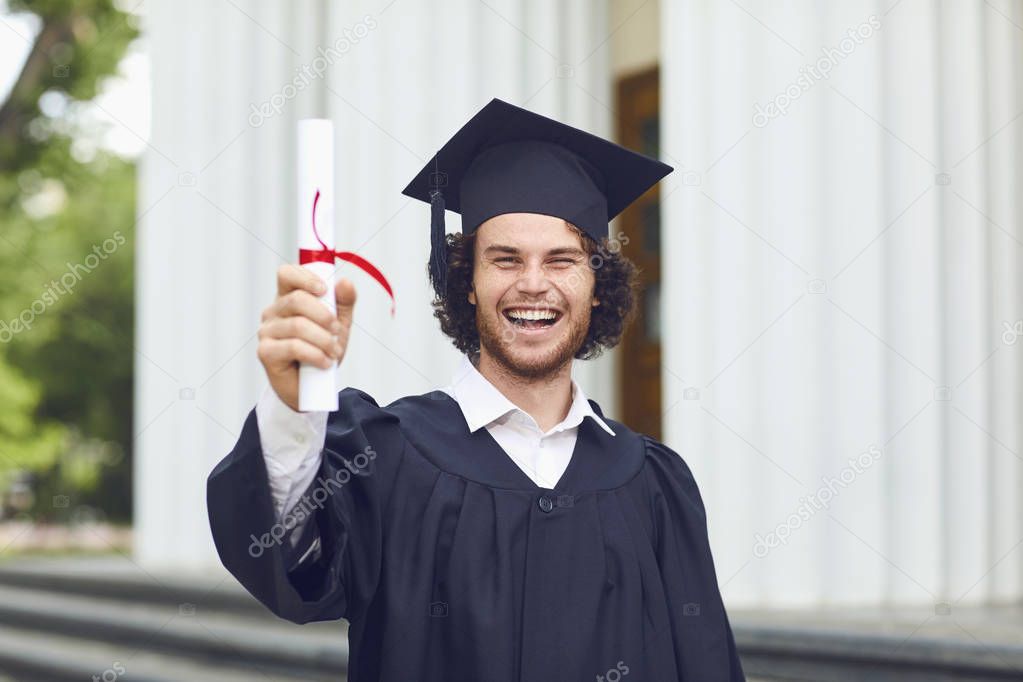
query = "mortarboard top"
(402, 98, 674, 298)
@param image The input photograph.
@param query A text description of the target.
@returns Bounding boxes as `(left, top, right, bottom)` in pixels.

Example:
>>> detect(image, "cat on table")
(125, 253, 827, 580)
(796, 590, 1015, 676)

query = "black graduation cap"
(402, 98, 673, 298)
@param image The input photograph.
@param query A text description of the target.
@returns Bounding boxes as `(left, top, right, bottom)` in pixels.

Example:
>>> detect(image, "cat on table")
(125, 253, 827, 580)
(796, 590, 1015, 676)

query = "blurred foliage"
(0, 0, 137, 522)
(1, 0, 139, 171)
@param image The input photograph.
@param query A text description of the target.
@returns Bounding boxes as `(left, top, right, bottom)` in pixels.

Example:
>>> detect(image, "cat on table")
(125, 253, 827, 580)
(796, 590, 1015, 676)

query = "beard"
(475, 304, 591, 381)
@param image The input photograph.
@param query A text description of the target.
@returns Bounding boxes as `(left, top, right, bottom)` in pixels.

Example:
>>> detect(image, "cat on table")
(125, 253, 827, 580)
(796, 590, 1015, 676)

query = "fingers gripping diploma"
(296, 262, 338, 411)
(256, 267, 357, 413)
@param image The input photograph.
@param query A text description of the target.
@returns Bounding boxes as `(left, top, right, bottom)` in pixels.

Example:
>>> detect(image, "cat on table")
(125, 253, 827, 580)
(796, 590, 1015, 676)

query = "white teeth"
(506, 309, 557, 321)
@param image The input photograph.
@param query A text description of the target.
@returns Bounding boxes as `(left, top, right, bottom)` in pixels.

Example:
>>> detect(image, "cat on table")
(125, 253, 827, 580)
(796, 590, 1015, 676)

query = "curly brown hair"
(431, 224, 640, 360)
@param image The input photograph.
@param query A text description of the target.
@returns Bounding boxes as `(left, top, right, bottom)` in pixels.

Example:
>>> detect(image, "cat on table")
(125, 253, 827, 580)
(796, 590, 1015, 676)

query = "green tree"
(0, 0, 137, 522)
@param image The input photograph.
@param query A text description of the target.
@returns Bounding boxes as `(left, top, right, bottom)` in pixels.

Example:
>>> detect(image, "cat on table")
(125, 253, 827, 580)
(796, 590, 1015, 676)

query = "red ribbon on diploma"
(298, 189, 396, 316)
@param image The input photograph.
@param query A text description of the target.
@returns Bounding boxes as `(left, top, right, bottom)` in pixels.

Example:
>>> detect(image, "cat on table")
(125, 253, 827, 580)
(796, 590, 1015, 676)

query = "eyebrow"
(482, 245, 587, 257)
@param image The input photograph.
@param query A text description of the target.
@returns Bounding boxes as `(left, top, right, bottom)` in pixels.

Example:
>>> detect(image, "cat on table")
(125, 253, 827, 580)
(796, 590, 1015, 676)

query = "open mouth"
(502, 307, 563, 331)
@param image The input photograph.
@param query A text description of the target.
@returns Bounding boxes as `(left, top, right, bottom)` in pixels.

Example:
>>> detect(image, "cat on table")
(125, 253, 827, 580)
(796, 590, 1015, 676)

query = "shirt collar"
(445, 355, 616, 437)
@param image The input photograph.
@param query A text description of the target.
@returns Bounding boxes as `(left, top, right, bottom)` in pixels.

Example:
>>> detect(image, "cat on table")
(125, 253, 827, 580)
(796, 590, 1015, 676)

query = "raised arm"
(207, 266, 386, 624)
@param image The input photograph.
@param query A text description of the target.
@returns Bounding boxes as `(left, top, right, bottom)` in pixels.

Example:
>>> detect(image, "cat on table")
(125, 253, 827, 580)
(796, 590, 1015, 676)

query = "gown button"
(538, 496, 554, 513)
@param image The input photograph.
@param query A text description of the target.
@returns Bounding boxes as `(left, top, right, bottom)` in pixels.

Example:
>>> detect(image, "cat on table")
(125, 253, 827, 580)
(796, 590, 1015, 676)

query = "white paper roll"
(297, 119, 339, 412)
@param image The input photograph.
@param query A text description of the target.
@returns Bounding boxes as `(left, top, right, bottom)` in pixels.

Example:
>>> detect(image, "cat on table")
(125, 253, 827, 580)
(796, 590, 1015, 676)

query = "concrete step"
(0, 556, 263, 615)
(0, 623, 335, 682)
(733, 606, 1023, 681)
(0, 582, 346, 681)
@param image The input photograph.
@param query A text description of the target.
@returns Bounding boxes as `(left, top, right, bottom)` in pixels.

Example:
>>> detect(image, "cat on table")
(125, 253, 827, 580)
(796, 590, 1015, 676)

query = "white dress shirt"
(255, 355, 616, 528)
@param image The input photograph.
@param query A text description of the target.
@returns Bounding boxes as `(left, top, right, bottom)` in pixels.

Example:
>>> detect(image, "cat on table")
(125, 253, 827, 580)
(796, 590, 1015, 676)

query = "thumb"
(335, 277, 357, 324)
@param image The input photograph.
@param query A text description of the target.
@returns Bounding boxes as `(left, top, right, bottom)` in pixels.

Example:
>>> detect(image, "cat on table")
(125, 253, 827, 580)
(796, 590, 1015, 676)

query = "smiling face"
(467, 212, 599, 380)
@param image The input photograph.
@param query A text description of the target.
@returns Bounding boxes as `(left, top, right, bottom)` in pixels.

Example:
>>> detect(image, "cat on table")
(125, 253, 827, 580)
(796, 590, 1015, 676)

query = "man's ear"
(468, 287, 476, 306)
(591, 298, 600, 307)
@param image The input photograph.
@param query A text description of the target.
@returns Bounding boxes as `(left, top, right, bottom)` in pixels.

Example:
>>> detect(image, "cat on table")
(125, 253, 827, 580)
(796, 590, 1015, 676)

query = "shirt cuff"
(255, 384, 329, 469)
(255, 384, 329, 526)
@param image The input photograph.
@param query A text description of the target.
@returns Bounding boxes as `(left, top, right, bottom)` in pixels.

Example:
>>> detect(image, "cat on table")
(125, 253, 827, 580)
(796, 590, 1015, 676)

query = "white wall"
(662, 0, 1023, 608)
(610, 0, 660, 78)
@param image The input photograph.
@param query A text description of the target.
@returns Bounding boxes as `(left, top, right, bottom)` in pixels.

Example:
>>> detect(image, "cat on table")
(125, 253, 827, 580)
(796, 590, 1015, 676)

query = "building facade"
(137, 0, 1023, 612)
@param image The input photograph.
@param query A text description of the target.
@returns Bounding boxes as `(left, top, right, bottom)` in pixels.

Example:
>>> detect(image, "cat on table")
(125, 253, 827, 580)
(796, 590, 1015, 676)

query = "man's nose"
(515, 261, 551, 295)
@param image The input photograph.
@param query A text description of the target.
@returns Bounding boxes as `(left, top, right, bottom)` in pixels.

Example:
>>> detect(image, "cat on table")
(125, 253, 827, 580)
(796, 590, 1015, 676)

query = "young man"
(207, 99, 745, 681)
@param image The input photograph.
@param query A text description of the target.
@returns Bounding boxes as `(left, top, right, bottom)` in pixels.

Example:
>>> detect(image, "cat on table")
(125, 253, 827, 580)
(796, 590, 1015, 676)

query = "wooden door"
(616, 69, 663, 440)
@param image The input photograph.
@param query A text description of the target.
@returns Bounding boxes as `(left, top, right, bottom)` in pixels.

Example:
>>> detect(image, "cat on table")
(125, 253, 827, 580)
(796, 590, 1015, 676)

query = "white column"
(662, 0, 1023, 608)
(984, 0, 1023, 605)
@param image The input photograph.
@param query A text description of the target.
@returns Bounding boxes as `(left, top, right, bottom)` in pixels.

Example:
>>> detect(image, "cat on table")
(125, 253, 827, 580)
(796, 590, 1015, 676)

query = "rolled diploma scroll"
(297, 119, 339, 412)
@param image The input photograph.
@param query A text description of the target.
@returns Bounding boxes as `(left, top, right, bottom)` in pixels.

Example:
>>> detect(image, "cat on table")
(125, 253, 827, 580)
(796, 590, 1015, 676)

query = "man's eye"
(492, 256, 576, 266)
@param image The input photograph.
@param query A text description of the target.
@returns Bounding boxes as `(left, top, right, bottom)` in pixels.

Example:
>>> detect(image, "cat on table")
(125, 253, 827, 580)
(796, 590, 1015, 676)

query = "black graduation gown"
(207, 387, 745, 681)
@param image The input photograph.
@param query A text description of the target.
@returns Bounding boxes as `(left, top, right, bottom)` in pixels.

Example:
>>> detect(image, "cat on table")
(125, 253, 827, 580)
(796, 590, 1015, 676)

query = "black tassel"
(428, 189, 447, 298)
